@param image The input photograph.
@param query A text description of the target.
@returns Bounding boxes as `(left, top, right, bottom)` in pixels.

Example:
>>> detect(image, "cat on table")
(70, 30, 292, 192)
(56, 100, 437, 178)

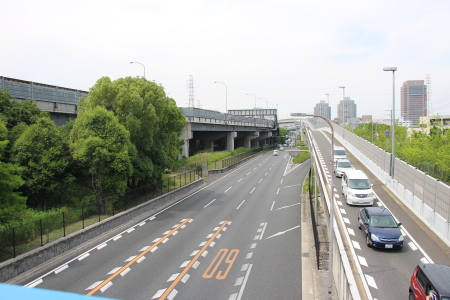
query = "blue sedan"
(358, 207, 404, 249)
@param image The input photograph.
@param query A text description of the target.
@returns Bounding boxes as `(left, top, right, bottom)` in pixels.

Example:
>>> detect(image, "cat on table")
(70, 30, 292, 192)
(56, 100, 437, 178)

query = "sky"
(1, 0, 450, 120)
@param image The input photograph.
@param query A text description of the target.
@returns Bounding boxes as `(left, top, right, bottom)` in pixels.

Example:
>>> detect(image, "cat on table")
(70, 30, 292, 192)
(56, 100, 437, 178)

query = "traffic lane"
(237, 162, 306, 299)
(23, 215, 195, 295)
(155, 159, 306, 300)
(103, 155, 288, 298)
(319, 131, 450, 265)
(23, 154, 270, 294)
(159, 152, 301, 300)
(312, 130, 426, 298)
(101, 153, 290, 299)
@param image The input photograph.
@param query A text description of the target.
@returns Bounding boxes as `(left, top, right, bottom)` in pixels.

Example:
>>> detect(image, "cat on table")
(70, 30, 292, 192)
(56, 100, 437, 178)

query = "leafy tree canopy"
(0, 120, 27, 224)
(79, 77, 186, 186)
(11, 116, 73, 209)
(69, 106, 136, 212)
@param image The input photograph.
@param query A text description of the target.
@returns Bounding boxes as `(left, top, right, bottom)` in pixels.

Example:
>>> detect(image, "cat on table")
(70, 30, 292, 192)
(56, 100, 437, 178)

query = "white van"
(341, 170, 376, 205)
(333, 146, 347, 162)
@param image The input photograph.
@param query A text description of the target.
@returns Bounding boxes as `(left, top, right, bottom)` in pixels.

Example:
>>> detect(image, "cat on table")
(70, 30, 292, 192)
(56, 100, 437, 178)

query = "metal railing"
(180, 107, 275, 127)
(0, 169, 202, 263)
(207, 148, 263, 170)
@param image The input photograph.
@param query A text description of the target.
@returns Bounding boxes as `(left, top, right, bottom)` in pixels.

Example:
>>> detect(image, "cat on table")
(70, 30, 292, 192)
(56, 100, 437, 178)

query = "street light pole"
(339, 86, 346, 140)
(214, 81, 228, 114)
(246, 94, 257, 109)
(383, 67, 397, 178)
(130, 62, 145, 78)
(291, 112, 335, 298)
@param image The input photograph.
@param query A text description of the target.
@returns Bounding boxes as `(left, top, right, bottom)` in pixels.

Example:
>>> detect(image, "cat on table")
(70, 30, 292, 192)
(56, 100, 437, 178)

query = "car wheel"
(358, 219, 361, 230)
(366, 235, 371, 247)
(408, 291, 415, 300)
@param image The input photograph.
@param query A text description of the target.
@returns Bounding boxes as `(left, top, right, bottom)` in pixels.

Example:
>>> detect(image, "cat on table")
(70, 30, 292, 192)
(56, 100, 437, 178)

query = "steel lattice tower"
(426, 74, 432, 116)
(187, 75, 195, 107)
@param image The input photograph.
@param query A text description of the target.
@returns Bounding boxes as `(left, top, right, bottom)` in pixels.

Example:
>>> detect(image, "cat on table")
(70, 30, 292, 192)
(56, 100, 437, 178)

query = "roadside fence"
(0, 169, 203, 263)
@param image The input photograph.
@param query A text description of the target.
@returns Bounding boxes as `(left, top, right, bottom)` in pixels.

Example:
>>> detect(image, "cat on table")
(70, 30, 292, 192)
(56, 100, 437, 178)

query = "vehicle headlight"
(370, 233, 380, 241)
(349, 193, 356, 197)
(368, 192, 374, 197)
(398, 235, 404, 242)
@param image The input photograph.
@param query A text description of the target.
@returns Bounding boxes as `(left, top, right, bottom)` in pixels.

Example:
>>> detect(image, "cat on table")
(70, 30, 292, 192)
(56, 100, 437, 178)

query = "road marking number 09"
(202, 249, 239, 280)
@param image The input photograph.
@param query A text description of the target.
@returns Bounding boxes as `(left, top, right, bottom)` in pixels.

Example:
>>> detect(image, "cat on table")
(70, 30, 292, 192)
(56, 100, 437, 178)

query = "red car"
(409, 264, 450, 300)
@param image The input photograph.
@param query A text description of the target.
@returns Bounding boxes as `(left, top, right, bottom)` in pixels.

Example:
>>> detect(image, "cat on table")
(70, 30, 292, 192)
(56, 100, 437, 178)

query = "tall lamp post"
(130, 62, 146, 78)
(291, 112, 335, 298)
(339, 86, 346, 140)
(214, 81, 228, 123)
(246, 94, 257, 109)
(383, 67, 397, 178)
(260, 98, 271, 109)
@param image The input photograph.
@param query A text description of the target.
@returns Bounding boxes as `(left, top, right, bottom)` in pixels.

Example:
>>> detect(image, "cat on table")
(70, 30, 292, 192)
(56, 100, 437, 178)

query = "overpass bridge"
(1, 76, 279, 157)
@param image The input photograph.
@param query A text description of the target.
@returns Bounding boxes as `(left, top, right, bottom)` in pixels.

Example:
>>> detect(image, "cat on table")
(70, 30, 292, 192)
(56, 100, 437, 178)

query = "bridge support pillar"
(252, 131, 272, 147)
(244, 132, 259, 149)
(226, 131, 237, 150)
(179, 122, 193, 159)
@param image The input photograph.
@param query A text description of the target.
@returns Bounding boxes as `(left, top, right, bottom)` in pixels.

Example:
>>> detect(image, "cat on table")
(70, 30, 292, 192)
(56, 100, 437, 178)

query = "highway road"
(22, 150, 309, 299)
(311, 128, 450, 300)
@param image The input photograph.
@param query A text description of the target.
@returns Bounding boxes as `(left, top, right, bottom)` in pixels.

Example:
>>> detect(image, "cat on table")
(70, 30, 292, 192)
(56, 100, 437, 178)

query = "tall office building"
(313, 100, 331, 120)
(337, 97, 357, 125)
(401, 80, 427, 127)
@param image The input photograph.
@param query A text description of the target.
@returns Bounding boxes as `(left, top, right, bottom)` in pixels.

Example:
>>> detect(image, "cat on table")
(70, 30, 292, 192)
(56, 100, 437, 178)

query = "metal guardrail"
(180, 107, 275, 127)
(305, 123, 363, 300)
(0, 76, 88, 105)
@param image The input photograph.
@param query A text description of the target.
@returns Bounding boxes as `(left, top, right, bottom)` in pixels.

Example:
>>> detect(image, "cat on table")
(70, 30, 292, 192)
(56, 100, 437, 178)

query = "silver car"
(334, 159, 354, 177)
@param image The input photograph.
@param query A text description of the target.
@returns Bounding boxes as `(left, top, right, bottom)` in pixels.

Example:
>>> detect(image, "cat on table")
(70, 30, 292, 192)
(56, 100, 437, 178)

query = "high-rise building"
(401, 80, 427, 127)
(337, 97, 357, 125)
(313, 100, 331, 120)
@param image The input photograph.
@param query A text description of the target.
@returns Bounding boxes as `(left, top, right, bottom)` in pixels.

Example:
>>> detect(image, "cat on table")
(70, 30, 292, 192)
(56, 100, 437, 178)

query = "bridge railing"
(180, 107, 275, 127)
(0, 76, 88, 105)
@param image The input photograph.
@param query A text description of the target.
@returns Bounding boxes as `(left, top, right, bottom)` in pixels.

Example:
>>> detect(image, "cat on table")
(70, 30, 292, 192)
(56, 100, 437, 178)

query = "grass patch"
(292, 146, 310, 163)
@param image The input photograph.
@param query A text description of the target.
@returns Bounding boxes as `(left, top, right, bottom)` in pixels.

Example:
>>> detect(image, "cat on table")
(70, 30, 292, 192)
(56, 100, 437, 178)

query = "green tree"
(79, 76, 186, 186)
(0, 90, 43, 128)
(11, 116, 73, 209)
(0, 120, 27, 224)
(69, 106, 135, 213)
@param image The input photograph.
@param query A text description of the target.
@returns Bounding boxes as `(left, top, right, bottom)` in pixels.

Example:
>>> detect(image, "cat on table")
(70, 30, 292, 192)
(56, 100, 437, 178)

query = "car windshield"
(348, 179, 370, 189)
(369, 215, 398, 227)
(338, 161, 352, 168)
(334, 150, 346, 155)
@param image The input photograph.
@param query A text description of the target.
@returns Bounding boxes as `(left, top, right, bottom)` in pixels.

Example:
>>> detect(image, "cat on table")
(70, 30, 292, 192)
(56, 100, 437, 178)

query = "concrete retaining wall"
(0, 179, 204, 283)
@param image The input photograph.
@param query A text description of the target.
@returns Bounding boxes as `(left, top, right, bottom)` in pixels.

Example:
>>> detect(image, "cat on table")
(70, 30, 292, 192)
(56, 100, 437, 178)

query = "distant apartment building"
(397, 116, 413, 127)
(416, 115, 450, 135)
(361, 115, 373, 123)
(337, 97, 357, 126)
(401, 80, 427, 127)
(313, 100, 331, 120)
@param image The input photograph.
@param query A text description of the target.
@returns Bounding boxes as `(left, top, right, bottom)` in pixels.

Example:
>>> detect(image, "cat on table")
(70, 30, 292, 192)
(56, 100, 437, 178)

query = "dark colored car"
(358, 207, 404, 249)
(409, 263, 450, 300)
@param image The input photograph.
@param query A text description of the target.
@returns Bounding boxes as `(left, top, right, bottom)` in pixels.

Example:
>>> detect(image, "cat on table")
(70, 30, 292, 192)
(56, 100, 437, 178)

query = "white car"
(334, 159, 354, 177)
(273, 150, 279, 156)
(279, 147, 284, 151)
